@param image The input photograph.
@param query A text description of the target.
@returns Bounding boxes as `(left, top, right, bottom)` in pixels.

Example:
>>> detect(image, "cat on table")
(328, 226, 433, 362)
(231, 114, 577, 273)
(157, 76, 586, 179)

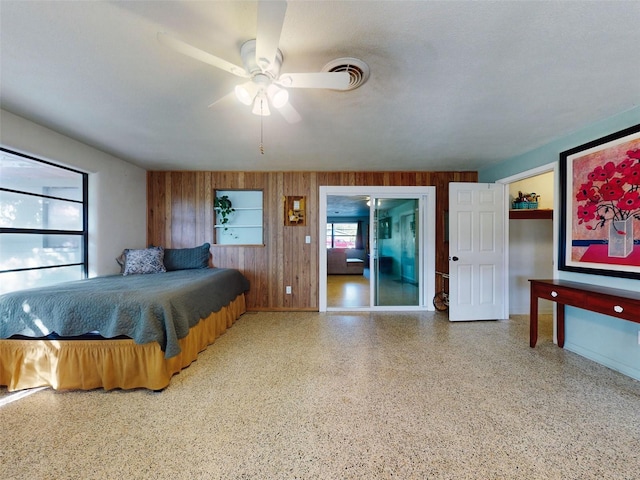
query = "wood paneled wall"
(147, 171, 477, 310)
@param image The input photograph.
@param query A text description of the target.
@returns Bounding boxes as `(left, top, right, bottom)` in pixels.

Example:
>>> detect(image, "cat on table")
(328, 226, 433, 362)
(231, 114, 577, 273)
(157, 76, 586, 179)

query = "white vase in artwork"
(608, 217, 634, 258)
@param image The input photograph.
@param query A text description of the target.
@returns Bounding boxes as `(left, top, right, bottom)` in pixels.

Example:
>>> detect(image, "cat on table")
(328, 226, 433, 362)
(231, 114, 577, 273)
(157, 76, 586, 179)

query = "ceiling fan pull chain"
(259, 97, 265, 155)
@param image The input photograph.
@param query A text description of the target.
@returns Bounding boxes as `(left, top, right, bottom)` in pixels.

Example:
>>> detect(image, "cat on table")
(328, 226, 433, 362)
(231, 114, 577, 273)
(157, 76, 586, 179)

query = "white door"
(448, 183, 507, 321)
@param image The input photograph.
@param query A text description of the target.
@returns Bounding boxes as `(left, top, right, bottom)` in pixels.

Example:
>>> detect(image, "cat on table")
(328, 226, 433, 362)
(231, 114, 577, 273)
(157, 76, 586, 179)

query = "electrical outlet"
(305, 235, 311, 244)
(286, 286, 292, 294)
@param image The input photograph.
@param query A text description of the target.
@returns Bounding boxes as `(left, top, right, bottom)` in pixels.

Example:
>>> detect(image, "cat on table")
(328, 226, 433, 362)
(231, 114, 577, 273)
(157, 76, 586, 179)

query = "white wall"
(509, 218, 553, 314)
(0, 109, 147, 276)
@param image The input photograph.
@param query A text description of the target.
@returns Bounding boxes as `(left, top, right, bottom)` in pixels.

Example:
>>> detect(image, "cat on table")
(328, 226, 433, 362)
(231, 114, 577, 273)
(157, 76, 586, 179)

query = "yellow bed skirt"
(0, 294, 246, 392)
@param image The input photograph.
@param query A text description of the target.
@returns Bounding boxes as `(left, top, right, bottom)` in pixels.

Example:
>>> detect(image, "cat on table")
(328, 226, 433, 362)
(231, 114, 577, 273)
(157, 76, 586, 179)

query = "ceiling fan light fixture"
(235, 83, 255, 106)
(267, 84, 288, 109)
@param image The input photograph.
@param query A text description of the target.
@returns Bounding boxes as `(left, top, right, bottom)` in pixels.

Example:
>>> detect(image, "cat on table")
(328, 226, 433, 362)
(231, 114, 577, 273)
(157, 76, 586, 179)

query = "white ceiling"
(1, 1, 639, 172)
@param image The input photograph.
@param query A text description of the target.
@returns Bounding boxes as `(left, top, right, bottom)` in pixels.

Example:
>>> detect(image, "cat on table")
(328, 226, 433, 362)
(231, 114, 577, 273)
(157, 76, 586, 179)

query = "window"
(326, 222, 359, 248)
(0, 148, 88, 294)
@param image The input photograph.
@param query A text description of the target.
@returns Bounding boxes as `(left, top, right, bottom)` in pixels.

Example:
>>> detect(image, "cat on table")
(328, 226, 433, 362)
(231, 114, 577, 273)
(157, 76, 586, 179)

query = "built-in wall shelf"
(214, 190, 263, 245)
(509, 209, 553, 220)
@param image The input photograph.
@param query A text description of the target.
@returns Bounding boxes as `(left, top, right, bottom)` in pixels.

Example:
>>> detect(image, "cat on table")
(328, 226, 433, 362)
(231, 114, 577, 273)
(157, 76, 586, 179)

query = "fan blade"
(255, 0, 287, 72)
(276, 102, 302, 124)
(158, 32, 249, 78)
(207, 90, 237, 110)
(277, 72, 351, 90)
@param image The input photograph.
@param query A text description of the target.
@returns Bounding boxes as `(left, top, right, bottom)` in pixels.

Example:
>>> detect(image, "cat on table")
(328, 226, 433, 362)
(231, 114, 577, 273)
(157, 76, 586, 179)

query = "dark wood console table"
(529, 279, 640, 348)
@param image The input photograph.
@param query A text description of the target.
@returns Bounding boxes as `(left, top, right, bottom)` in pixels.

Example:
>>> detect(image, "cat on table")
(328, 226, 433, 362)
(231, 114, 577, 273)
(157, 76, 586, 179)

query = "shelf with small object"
(510, 190, 551, 219)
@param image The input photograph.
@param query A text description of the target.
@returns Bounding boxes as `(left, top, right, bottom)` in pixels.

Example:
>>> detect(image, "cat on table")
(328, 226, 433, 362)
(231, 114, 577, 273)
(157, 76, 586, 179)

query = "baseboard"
(564, 342, 640, 382)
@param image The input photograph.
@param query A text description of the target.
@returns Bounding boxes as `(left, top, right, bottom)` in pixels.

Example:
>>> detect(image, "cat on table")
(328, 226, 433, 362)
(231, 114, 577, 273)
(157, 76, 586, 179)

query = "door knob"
(450, 256, 459, 261)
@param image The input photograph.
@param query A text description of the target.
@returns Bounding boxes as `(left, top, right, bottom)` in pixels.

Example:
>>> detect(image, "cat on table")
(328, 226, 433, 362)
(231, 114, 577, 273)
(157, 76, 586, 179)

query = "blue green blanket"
(0, 268, 249, 358)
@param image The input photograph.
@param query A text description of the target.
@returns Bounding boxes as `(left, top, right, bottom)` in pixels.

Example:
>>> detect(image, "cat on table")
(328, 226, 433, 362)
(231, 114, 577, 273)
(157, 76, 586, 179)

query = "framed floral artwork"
(559, 123, 640, 279)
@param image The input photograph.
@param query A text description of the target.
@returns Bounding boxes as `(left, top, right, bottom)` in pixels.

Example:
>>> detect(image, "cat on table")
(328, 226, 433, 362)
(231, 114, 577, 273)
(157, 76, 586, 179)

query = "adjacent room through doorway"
(319, 186, 436, 312)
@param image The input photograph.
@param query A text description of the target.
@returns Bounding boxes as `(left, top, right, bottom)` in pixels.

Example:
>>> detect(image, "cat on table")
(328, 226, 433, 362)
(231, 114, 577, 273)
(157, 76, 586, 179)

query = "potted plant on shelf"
(214, 195, 235, 230)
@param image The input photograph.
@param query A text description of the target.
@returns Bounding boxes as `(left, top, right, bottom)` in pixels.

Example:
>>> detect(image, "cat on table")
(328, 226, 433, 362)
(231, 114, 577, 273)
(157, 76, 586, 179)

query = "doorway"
(497, 162, 557, 317)
(319, 186, 436, 312)
(373, 197, 420, 307)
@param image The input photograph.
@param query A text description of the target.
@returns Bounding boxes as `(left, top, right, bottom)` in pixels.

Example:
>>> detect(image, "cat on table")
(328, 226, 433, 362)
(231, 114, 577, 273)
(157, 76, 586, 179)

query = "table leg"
(556, 303, 565, 348)
(530, 287, 538, 348)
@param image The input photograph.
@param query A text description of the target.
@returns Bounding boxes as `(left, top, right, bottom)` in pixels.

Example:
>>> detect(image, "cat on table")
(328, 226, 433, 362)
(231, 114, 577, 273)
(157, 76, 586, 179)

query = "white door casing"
(449, 182, 507, 321)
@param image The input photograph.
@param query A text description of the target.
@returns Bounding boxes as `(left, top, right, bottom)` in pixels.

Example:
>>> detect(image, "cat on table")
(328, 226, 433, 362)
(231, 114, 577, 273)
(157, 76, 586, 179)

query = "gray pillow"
(163, 243, 210, 271)
(122, 247, 166, 276)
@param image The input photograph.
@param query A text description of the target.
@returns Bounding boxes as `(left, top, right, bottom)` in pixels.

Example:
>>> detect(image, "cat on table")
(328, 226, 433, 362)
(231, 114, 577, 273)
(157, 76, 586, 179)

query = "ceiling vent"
(322, 57, 369, 91)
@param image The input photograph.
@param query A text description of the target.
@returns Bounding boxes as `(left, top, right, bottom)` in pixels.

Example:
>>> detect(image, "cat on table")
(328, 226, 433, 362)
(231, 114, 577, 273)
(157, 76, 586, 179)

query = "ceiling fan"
(157, 0, 351, 123)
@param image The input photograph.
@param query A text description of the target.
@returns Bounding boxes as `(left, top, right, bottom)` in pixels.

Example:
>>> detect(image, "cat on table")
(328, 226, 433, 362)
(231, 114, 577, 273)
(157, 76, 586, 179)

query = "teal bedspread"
(0, 268, 249, 358)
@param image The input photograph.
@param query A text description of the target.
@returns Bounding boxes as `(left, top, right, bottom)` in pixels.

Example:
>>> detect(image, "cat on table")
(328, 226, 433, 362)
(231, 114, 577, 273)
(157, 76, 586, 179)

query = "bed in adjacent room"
(0, 244, 250, 392)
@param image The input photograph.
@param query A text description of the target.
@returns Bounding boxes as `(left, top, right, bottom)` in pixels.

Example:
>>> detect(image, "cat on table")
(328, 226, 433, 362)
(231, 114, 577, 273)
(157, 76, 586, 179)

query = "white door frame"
(496, 161, 558, 339)
(319, 186, 436, 312)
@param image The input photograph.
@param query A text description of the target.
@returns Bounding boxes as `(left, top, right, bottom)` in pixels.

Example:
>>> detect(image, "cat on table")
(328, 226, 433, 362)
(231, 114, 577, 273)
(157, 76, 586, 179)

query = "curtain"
(355, 220, 364, 250)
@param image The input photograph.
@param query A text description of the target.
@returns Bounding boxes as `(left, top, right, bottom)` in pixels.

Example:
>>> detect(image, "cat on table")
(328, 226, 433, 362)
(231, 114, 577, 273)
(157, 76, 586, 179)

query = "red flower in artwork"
(599, 183, 624, 201)
(577, 202, 598, 223)
(617, 191, 640, 211)
(576, 149, 640, 230)
(623, 164, 640, 185)
(575, 182, 600, 202)
(616, 158, 635, 173)
(587, 162, 616, 182)
(609, 176, 626, 189)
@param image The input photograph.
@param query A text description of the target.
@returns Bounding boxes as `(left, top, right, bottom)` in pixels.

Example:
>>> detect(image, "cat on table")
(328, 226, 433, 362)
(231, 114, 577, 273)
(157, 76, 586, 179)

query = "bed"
(0, 257, 250, 392)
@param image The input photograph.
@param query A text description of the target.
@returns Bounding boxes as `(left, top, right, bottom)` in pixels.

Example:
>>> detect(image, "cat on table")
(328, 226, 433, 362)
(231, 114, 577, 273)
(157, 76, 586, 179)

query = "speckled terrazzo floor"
(1, 311, 639, 480)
